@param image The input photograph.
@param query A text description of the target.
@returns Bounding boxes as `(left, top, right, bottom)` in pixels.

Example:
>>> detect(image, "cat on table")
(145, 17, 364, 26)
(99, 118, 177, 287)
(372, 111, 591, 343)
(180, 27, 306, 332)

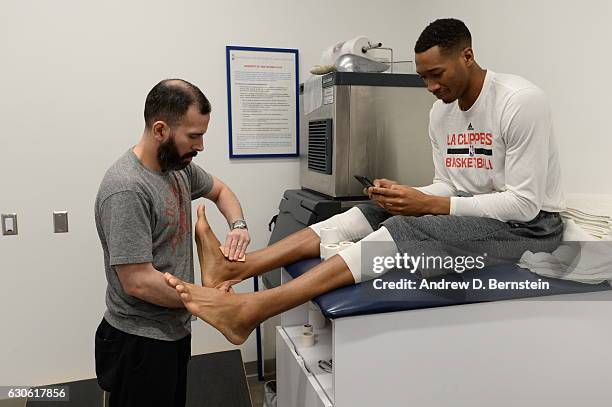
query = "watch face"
(232, 220, 247, 229)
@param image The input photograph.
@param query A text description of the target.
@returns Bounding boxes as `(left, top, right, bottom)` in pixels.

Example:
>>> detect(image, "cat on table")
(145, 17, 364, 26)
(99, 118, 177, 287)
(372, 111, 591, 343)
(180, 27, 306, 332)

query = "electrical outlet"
(53, 211, 69, 233)
(1, 213, 18, 236)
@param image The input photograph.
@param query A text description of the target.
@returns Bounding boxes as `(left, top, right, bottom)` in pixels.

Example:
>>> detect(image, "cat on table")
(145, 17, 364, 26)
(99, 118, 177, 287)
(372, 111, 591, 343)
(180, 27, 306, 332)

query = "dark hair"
(144, 79, 211, 128)
(414, 18, 472, 54)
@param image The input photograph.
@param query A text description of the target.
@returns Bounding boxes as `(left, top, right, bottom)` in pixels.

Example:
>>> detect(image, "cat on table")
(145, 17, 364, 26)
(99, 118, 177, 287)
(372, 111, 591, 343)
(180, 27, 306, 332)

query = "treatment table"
(276, 260, 612, 407)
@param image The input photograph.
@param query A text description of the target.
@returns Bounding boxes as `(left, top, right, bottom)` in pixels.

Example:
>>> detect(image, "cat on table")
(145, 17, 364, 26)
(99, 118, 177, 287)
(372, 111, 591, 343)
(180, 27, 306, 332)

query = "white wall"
(0, 0, 610, 388)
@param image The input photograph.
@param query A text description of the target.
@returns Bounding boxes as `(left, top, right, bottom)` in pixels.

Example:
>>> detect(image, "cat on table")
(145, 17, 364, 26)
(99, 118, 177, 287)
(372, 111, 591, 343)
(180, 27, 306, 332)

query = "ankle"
(229, 260, 253, 281)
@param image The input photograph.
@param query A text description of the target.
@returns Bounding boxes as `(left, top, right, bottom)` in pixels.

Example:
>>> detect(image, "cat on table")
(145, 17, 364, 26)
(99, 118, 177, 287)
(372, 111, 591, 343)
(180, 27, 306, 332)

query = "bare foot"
(194, 205, 241, 287)
(164, 273, 257, 345)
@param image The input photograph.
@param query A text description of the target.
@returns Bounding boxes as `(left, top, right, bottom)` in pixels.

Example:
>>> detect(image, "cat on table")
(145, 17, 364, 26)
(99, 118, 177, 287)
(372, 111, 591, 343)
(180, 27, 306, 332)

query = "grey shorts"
(357, 203, 563, 278)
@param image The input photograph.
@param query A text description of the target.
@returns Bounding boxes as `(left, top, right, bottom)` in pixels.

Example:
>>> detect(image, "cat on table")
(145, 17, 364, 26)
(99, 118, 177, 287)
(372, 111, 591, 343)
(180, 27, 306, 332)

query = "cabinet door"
(276, 327, 333, 407)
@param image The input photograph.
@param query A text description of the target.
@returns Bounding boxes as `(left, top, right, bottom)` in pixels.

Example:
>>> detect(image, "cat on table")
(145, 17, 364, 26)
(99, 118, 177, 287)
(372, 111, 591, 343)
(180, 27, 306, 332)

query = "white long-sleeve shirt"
(417, 70, 565, 222)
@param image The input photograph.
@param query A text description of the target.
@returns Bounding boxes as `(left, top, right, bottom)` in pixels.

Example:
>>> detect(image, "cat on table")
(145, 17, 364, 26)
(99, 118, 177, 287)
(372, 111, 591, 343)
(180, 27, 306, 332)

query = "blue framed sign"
(226, 46, 299, 158)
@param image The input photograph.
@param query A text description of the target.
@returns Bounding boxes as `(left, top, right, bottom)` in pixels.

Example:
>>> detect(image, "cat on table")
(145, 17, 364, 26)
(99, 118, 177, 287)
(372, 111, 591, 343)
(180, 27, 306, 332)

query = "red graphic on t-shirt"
(445, 156, 494, 169)
(160, 177, 190, 253)
(446, 132, 493, 146)
(445, 127, 494, 170)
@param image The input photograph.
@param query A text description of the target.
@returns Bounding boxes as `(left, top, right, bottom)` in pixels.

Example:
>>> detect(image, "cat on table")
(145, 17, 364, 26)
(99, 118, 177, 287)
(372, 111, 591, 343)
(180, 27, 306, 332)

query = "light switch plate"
(1, 213, 18, 235)
(53, 211, 69, 233)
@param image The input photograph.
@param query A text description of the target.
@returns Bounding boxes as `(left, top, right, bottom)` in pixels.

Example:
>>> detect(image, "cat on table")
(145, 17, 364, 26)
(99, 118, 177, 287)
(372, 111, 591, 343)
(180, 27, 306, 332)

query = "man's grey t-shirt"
(95, 149, 214, 341)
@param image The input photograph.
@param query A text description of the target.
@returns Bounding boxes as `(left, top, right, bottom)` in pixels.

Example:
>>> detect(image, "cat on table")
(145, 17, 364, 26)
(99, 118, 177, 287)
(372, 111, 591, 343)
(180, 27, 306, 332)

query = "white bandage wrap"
(309, 207, 373, 243)
(338, 226, 397, 284)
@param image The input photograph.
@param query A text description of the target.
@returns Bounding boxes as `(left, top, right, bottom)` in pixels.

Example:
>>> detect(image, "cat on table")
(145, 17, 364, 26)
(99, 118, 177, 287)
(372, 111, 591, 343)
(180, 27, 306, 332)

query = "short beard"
(157, 136, 195, 173)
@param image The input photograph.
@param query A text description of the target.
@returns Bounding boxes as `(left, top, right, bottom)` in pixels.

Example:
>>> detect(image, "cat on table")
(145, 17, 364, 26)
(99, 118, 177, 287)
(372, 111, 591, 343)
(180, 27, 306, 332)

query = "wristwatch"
(231, 219, 248, 230)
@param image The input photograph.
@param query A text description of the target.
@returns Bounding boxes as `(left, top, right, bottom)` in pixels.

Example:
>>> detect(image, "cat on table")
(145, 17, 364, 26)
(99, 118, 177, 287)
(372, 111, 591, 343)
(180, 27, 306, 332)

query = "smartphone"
(354, 175, 375, 189)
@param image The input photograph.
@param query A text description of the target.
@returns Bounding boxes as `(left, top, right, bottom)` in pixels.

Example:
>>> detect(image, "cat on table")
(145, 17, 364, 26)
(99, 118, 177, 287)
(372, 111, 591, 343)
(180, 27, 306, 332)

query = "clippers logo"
(445, 124, 494, 170)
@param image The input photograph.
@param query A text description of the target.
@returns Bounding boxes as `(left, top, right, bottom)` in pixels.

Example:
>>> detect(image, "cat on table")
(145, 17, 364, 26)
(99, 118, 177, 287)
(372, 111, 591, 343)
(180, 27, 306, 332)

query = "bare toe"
(164, 273, 180, 288)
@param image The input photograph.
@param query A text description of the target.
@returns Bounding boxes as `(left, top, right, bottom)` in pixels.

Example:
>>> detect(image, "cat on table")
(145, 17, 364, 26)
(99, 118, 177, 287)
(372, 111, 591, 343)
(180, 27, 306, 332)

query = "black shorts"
(94, 318, 191, 407)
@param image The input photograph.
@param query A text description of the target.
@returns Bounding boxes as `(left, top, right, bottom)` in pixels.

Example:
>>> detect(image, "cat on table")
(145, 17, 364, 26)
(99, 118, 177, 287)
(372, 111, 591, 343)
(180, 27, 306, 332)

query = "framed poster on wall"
(226, 46, 299, 158)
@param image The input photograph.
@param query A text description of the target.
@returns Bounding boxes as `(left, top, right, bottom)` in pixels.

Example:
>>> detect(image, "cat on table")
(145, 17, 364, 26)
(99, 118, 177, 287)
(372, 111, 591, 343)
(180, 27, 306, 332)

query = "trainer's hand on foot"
(223, 228, 250, 261)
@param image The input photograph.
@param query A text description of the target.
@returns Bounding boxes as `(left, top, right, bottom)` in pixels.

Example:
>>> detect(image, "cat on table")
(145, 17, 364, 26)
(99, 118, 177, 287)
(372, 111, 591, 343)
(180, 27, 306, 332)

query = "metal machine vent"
(308, 119, 333, 174)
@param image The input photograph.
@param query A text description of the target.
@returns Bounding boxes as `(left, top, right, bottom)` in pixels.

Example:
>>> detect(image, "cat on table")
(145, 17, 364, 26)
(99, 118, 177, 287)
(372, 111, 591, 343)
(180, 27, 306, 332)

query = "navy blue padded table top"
(285, 259, 612, 319)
